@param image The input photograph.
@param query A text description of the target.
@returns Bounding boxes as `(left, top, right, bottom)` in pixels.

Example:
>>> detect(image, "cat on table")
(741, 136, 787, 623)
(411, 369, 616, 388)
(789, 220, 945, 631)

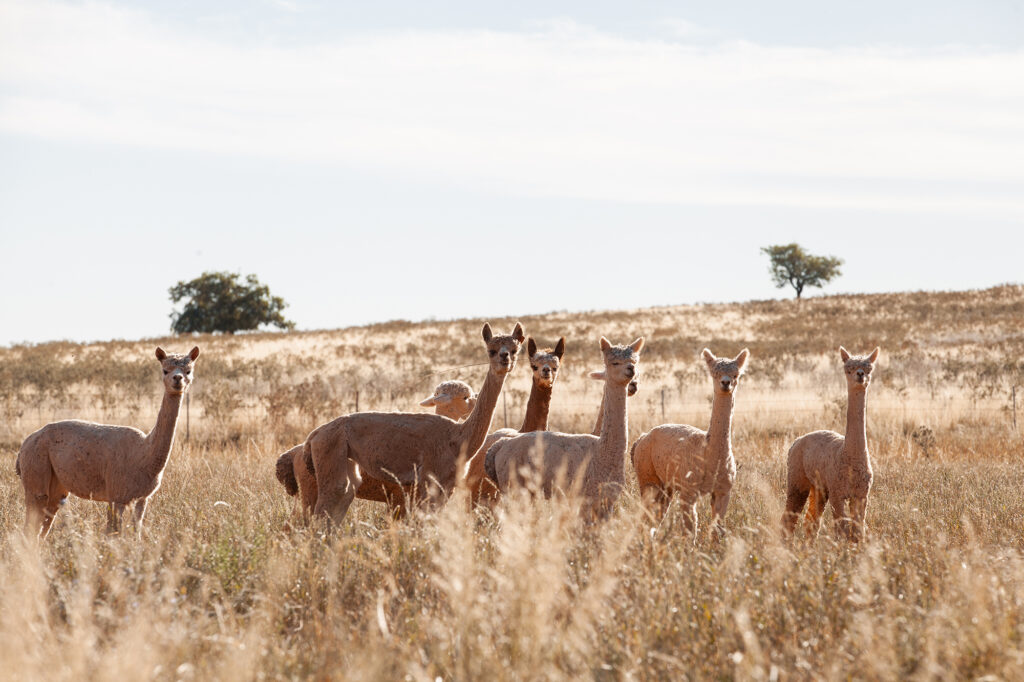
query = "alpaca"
(306, 323, 525, 526)
(631, 348, 749, 538)
(15, 346, 200, 539)
(782, 346, 880, 542)
(462, 336, 565, 507)
(275, 380, 477, 521)
(485, 336, 643, 520)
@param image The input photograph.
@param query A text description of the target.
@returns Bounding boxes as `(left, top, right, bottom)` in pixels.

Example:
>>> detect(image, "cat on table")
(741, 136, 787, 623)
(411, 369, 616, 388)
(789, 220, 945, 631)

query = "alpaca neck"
(143, 390, 183, 478)
(596, 380, 629, 474)
(845, 388, 869, 463)
(706, 390, 735, 461)
(591, 391, 606, 436)
(519, 379, 552, 432)
(458, 368, 507, 456)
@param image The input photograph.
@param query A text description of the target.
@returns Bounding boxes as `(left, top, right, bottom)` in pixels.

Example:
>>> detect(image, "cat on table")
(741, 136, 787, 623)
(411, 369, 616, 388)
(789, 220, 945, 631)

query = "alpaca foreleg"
(830, 496, 848, 539)
(710, 490, 731, 539)
(106, 502, 126, 534)
(131, 498, 149, 537)
(804, 487, 828, 539)
(782, 487, 810, 536)
(315, 457, 362, 530)
(848, 496, 868, 542)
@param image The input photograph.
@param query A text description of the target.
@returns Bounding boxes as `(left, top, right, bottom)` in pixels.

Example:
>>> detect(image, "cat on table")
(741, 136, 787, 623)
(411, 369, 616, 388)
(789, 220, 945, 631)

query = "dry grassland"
(1, 285, 1023, 680)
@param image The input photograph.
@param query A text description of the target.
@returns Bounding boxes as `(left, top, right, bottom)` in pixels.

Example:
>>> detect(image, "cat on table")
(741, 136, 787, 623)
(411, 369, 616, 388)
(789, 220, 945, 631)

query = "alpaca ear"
(590, 371, 606, 380)
(527, 337, 537, 358)
(600, 337, 612, 352)
(702, 348, 715, 366)
(512, 322, 525, 343)
(155, 347, 167, 361)
(482, 323, 493, 343)
(868, 347, 880, 363)
(839, 346, 851, 362)
(189, 346, 200, 361)
(419, 396, 438, 407)
(629, 337, 645, 353)
(553, 337, 566, 359)
(735, 348, 749, 370)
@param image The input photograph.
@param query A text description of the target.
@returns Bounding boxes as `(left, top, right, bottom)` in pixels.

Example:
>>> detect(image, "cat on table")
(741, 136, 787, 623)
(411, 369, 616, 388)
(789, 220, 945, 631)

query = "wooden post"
(1013, 385, 1018, 431)
(355, 389, 360, 413)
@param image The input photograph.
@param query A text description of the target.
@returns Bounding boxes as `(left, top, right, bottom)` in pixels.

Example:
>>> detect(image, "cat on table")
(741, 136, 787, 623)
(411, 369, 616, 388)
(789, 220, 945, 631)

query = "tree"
(760, 243, 843, 299)
(169, 271, 295, 334)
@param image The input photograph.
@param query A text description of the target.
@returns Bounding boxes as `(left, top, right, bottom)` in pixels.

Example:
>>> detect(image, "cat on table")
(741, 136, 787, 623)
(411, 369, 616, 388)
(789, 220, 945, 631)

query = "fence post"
(355, 389, 360, 413)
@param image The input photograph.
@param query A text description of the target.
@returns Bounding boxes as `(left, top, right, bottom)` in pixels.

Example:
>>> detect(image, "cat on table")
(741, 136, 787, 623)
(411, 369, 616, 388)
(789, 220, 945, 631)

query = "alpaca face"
(599, 336, 644, 386)
(840, 346, 880, 391)
(482, 322, 525, 376)
(156, 346, 200, 396)
(527, 336, 565, 388)
(589, 371, 639, 396)
(703, 348, 749, 396)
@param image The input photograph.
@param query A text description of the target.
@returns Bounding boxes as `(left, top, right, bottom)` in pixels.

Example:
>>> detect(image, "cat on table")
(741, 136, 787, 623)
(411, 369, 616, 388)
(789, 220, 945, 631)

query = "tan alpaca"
(486, 337, 644, 520)
(463, 336, 565, 507)
(306, 323, 524, 526)
(274, 380, 476, 522)
(783, 346, 880, 542)
(631, 349, 749, 537)
(15, 346, 200, 539)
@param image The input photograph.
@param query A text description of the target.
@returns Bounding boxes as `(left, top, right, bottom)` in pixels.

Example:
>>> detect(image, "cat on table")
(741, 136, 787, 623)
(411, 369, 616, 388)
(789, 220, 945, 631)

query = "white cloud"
(2, 0, 1023, 216)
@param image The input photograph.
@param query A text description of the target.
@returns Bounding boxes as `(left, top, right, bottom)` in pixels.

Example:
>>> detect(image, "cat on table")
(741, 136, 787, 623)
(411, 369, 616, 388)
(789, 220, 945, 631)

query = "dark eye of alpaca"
(531, 365, 538, 371)
(488, 350, 496, 357)
(163, 370, 169, 375)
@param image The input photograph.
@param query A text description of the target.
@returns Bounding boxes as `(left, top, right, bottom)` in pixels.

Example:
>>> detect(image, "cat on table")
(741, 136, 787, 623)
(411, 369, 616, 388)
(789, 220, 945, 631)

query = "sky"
(1, 0, 1022, 346)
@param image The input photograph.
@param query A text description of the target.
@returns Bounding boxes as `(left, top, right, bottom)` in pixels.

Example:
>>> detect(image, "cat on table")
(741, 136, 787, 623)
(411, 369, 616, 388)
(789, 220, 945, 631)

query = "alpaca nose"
(625, 365, 635, 378)
(721, 378, 731, 389)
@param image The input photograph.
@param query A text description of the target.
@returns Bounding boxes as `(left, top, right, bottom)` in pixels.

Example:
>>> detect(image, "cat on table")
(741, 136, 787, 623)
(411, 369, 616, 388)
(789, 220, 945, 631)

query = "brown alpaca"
(783, 346, 880, 542)
(486, 337, 643, 520)
(306, 323, 524, 527)
(631, 349, 749, 538)
(463, 336, 565, 508)
(274, 380, 476, 522)
(15, 346, 200, 539)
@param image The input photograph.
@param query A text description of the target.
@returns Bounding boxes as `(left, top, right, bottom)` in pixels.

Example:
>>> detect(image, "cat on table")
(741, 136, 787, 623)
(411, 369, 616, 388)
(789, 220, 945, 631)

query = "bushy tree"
(761, 243, 843, 299)
(169, 271, 295, 334)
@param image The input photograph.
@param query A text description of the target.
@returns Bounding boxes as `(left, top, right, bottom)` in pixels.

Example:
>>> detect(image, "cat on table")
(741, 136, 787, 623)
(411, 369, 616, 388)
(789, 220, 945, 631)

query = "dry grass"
(1, 285, 1023, 680)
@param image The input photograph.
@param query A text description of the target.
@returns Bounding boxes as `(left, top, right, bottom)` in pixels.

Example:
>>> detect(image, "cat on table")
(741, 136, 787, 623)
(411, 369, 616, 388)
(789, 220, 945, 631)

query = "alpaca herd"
(14, 323, 881, 544)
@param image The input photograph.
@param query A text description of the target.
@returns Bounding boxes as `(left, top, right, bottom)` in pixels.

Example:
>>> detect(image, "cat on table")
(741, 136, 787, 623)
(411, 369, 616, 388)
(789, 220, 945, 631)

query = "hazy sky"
(2, 0, 1022, 346)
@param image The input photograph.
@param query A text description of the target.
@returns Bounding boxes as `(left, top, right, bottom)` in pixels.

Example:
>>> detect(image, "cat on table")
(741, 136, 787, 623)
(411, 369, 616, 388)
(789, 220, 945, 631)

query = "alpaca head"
(840, 346, 880, 391)
(155, 346, 200, 396)
(482, 322, 526, 376)
(527, 336, 565, 388)
(598, 336, 644, 386)
(420, 380, 476, 420)
(702, 348, 749, 396)
(589, 370, 639, 396)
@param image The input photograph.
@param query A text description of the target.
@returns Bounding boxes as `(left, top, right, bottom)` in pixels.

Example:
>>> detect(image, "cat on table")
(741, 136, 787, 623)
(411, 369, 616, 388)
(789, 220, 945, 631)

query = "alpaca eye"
(531, 365, 538, 370)
(488, 350, 496, 357)
(163, 370, 169, 375)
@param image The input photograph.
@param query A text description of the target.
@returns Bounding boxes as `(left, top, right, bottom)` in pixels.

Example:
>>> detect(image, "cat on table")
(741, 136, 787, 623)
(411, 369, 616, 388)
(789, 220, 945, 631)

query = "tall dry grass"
(1, 285, 1023, 680)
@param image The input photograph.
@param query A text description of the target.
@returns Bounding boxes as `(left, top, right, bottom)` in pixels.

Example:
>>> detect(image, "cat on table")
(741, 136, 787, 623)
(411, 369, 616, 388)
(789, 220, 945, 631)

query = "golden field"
(1, 285, 1023, 680)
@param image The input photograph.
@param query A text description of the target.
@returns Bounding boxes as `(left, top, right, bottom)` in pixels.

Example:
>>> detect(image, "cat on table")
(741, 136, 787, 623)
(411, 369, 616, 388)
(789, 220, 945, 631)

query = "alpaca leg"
(680, 501, 698, 542)
(640, 484, 668, 522)
(314, 457, 362, 529)
(106, 503, 126, 534)
(132, 498, 149, 536)
(25, 499, 46, 539)
(804, 488, 828, 539)
(710, 490, 731, 539)
(830, 497, 848, 539)
(848, 497, 868, 542)
(37, 476, 68, 540)
(782, 486, 810, 536)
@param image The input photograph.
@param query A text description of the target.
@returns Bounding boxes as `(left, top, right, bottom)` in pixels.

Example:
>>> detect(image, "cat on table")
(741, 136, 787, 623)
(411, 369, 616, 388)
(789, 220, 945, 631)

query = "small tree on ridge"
(761, 243, 843, 299)
(169, 271, 295, 334)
